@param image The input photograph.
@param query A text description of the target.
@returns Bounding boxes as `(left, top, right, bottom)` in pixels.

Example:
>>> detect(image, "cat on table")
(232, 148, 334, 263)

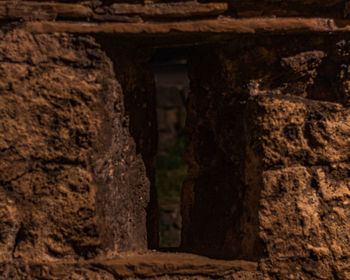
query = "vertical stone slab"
(183, 44, 265, 260)
(247, 96, 350, 279)
(94, 37, 159, 249)
(184, 35, 350, 278)
(0, 27, 149, 263)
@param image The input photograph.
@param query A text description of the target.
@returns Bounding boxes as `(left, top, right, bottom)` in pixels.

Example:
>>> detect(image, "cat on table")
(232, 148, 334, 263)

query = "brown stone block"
(0, 0, 228, 21)
(259, 163, 350, 279)
(93, 37, 159, 249)
(183, 42, 349, 278)
(0, 28, 150, 262)
(206, 35, 350, 105)
(0, 252, 262, 279)
(246, 95, 350, 168)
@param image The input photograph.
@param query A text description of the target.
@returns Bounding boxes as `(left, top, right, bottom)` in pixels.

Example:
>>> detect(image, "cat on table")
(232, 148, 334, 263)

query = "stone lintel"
(24, 17, 350, 35)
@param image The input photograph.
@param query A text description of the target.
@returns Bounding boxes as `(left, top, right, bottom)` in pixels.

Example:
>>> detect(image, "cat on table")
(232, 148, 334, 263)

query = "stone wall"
(1, 0, 350, 278)
(182, 35, 350, 278)
(1, 1, 348, 23)
(0, 28, 150, 264)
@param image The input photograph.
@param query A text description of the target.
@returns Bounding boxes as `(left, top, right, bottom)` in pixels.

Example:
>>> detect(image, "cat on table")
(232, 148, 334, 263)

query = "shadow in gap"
(150, 48, 189, 249)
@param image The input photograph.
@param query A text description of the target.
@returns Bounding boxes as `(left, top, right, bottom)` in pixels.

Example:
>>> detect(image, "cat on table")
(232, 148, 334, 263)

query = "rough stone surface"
(2, 0, 348, 21)
(22, 18, 350, 36)
(249, 96, 350, 280)
(94, 37, 159, 249)
(183, 36, 350, 278)
(0, 1, 228, 22)
(0, 252, 261, 280)
(0, 27, 150, 264)
(1, 0, 350, 277)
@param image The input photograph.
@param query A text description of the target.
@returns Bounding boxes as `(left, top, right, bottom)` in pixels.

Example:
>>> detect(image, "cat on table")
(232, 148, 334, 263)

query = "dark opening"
(150, 48, 189, 248)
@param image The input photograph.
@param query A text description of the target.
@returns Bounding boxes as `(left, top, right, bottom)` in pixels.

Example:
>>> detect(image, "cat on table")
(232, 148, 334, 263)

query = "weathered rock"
(22, 18, 350, 36)
(0, 252, 261, 280)
(94, 37, 159, 249)
(1, 0, 350, 278)
(248, 96, 350, 279)
(0, 1, 93, 21)
(0, 27, 150, 262)
(2, 0, 348, 21)
(0, 1, 228, 21)
(183, 36, 350, 278)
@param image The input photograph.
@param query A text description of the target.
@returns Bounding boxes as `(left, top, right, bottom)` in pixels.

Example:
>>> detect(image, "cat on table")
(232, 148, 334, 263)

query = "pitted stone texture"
(94, 37, 159, 249)
(183, 38, 350, 279)
(187, 36, 350, 105)
(247, 96, 350, 279)
(0, 27, 149, 262)
(0, 252, 262, 280)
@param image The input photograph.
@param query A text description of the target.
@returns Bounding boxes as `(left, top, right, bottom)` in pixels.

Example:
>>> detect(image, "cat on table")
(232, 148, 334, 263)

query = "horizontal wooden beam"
(24, 17, 350, 35)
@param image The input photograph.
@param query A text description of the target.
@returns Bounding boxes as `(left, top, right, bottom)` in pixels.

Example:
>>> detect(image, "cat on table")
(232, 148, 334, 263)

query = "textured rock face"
(0, 252, 261, 280)
(0, 27, 150, 264)
(8, 0, 347, 19)
(94, 37, 159, 249)
(1, 0, 350, 276)
(249, 96, 350, 279)
(183, 35, 350, 278)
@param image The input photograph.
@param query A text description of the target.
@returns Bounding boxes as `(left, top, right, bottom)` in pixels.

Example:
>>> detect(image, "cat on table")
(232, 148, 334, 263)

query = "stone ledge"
(1, 252, 261, 279)
(24, 17, 350, 34)
(92, 252, 258, 277)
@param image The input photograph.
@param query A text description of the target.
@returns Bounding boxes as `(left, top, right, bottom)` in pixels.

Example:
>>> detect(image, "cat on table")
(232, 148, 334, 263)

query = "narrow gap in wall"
(150, 48, 189, 249)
